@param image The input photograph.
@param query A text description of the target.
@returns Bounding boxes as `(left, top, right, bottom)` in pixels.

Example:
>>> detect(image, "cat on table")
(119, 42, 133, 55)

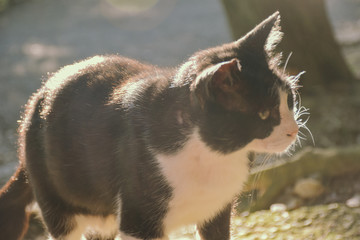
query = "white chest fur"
(156, 130, 250, 234)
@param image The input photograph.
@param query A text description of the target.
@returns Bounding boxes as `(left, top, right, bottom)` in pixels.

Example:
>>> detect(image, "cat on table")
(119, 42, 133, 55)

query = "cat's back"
(24, 54, 167, 158)
(23, 54, 164, 132)
(41, 55, 152, 109)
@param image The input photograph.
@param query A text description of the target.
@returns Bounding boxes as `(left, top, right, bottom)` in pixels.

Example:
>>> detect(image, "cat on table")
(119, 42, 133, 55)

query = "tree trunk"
(221, 0, 357, 93)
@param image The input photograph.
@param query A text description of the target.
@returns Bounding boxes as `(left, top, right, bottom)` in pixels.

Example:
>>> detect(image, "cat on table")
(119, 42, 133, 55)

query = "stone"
(346, 194, 360, 208)
(293, 178, 325, 199)
(286, 196, 304, 210)
(270, 203, 287, 212)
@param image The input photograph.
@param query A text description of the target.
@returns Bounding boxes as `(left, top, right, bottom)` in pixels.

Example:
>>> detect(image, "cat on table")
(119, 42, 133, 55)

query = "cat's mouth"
(265, 137, 297, 153)
(247, 131, 298, 154)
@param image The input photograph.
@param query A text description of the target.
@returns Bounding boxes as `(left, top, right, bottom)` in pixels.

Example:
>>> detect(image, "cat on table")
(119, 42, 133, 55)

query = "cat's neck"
(155, 128, 250, 232)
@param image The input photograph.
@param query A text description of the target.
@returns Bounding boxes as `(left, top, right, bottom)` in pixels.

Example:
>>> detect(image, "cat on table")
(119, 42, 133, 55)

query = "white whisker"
(290, 83, 314, 148)
(283, 52, 293, 75)
(249, 153, 274, 208)
(298, 131, 307, 137)
(296, 136, 303, 148)
(297, 135, 307, 141)
(303, 125, 315, 146)
(298, 116, 310, 128)
(287, 71, 305, 90)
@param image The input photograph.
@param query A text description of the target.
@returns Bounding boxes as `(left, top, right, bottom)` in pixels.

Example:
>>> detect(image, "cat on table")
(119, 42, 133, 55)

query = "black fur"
(197, 204, 232, 240)
(0, 12, 296, 239)
(0, 167, 33, 240)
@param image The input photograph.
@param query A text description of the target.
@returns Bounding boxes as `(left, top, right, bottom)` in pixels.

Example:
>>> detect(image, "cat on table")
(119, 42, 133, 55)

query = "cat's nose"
(286, 127, 299, 138)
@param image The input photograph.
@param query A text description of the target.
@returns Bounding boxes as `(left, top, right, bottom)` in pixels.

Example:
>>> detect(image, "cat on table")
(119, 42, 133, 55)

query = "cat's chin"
(247, 138, 296, 154)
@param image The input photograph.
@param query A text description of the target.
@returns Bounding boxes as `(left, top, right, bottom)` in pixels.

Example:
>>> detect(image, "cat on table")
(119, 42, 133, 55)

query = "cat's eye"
(258, 110, 270, 120)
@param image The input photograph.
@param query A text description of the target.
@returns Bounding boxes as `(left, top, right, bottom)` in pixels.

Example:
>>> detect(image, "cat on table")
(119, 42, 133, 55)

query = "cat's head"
(179, 12, 303, 154)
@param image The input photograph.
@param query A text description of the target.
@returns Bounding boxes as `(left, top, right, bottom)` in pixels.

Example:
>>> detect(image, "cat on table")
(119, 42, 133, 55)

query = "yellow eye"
(258, 110, 270, 120)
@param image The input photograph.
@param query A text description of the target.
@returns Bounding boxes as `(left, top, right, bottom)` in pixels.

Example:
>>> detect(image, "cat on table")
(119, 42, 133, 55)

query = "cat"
(0, 11, 302, 240)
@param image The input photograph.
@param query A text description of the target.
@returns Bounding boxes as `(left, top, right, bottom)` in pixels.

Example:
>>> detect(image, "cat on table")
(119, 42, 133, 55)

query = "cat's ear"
(237, 11, 282, 54)
(192, 58, 248, 111)
(210, 58, 242, 93)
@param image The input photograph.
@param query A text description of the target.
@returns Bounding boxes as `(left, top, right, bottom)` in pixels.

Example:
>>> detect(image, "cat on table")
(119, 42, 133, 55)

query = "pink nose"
(287, 127, 299, 138)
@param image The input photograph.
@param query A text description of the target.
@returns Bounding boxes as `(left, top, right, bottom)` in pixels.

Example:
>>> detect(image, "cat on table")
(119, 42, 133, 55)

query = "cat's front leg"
(196, 204, 232, 240)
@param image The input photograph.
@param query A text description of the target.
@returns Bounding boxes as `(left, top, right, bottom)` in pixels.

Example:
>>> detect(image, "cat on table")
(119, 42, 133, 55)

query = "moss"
(171, 204, 360, 239)
(233, 204, 360, 239)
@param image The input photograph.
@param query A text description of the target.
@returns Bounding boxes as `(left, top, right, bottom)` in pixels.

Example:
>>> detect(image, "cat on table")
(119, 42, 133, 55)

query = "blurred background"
(1, 0, 360, 239)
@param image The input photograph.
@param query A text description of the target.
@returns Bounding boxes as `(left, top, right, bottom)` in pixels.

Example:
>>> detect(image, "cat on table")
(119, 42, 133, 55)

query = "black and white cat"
(0, 12, 303, 240)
